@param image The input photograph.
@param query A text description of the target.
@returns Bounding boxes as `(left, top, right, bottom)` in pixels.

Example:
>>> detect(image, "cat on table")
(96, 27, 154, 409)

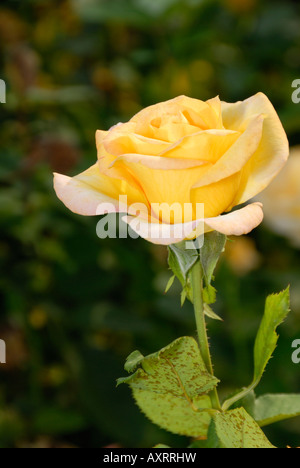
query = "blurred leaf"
(33, 407, 87, 436)
(0, 410, 25, 448)
(74, 0, 148, 26)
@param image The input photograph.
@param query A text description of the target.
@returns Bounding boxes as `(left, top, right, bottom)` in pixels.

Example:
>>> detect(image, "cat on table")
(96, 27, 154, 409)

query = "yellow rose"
(54, 93, 289, 245)
(259, 146, 300, 247)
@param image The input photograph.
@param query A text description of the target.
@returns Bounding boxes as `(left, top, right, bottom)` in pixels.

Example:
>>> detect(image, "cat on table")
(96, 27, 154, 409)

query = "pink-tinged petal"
(122, 202, 264, 245)
(54, 172, 120, 216)
(204, 202, 264, 236)
(53, 163, 149, 217)
(122, 215, 205, 246)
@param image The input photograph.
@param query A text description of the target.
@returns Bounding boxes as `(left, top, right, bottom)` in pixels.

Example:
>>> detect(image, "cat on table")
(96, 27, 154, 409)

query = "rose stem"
(190, 259, 221, 411)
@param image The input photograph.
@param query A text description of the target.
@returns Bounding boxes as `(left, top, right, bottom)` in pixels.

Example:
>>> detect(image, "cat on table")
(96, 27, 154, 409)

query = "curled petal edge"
(122, 203, 264, 245)
(53, 172, 122, 216)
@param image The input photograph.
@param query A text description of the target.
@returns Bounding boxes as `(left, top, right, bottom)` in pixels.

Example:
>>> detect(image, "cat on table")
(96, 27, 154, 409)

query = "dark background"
(0, 0, 300, 448)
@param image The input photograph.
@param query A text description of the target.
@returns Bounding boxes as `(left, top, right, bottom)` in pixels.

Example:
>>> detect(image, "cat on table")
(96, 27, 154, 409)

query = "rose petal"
(110, 153, 209, 170)
(110, 156, 213, 222)
(204, 202, 264, 236)
(222, 92, 289, 203)
(122, 202, 264, 245)
(192, 113, 265, 188)
(53, 163, 149, 216)
(131, 95, 223, 138)
(103, 131, 170, 157)
(122, 215, 204, 246)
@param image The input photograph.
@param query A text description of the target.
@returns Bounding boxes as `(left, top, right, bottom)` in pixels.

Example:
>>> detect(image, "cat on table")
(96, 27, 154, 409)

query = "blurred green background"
(0, 0, 300, 448)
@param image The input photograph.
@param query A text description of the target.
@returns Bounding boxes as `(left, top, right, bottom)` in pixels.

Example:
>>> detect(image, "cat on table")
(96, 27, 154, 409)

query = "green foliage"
(200, 232, 226, 310)
(32, 407, 87, 436)
(222, 288, 291, 411)
(124, 350, 145, 373)
(253, 288, 290, 383)
(118, 337, 219, 436)
(210, 408, 275, 448)
(254, 394, 300, 427)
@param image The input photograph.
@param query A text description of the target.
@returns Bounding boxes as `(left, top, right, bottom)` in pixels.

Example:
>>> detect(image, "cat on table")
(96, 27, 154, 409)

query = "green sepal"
(202, 285, 217, 305)
(200, 231, 226, 293)
(167, 241, 199, 303)
(204, 303, 223, 321)
(164, 275, 175, 294)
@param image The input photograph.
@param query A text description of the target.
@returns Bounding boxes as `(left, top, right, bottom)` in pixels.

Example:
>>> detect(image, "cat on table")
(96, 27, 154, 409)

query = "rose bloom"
(259, 146, 300, 247)
(54, 94, 288, 245)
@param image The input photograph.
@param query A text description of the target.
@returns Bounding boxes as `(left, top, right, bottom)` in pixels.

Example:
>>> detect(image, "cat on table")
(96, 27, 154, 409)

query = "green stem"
(190, 259, 221, 411)
(222, 380, 258, 412)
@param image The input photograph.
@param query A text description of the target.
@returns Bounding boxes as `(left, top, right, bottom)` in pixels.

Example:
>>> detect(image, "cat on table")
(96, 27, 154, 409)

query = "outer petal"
(123, 202, 264, 245)
(222, 92, 289, 203)
(122, 215, 204, 246)
(53, 163, 149, 216)
(203, 202, 264, 236)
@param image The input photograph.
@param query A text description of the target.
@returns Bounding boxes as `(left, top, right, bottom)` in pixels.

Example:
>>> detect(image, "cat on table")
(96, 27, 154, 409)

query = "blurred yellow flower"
(29, 307, 48, 329)
(259, 147, 300, 247)
(54, 93, 288, 245)
(223, 0, 257, 14)
(225, 237, 261, 276)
